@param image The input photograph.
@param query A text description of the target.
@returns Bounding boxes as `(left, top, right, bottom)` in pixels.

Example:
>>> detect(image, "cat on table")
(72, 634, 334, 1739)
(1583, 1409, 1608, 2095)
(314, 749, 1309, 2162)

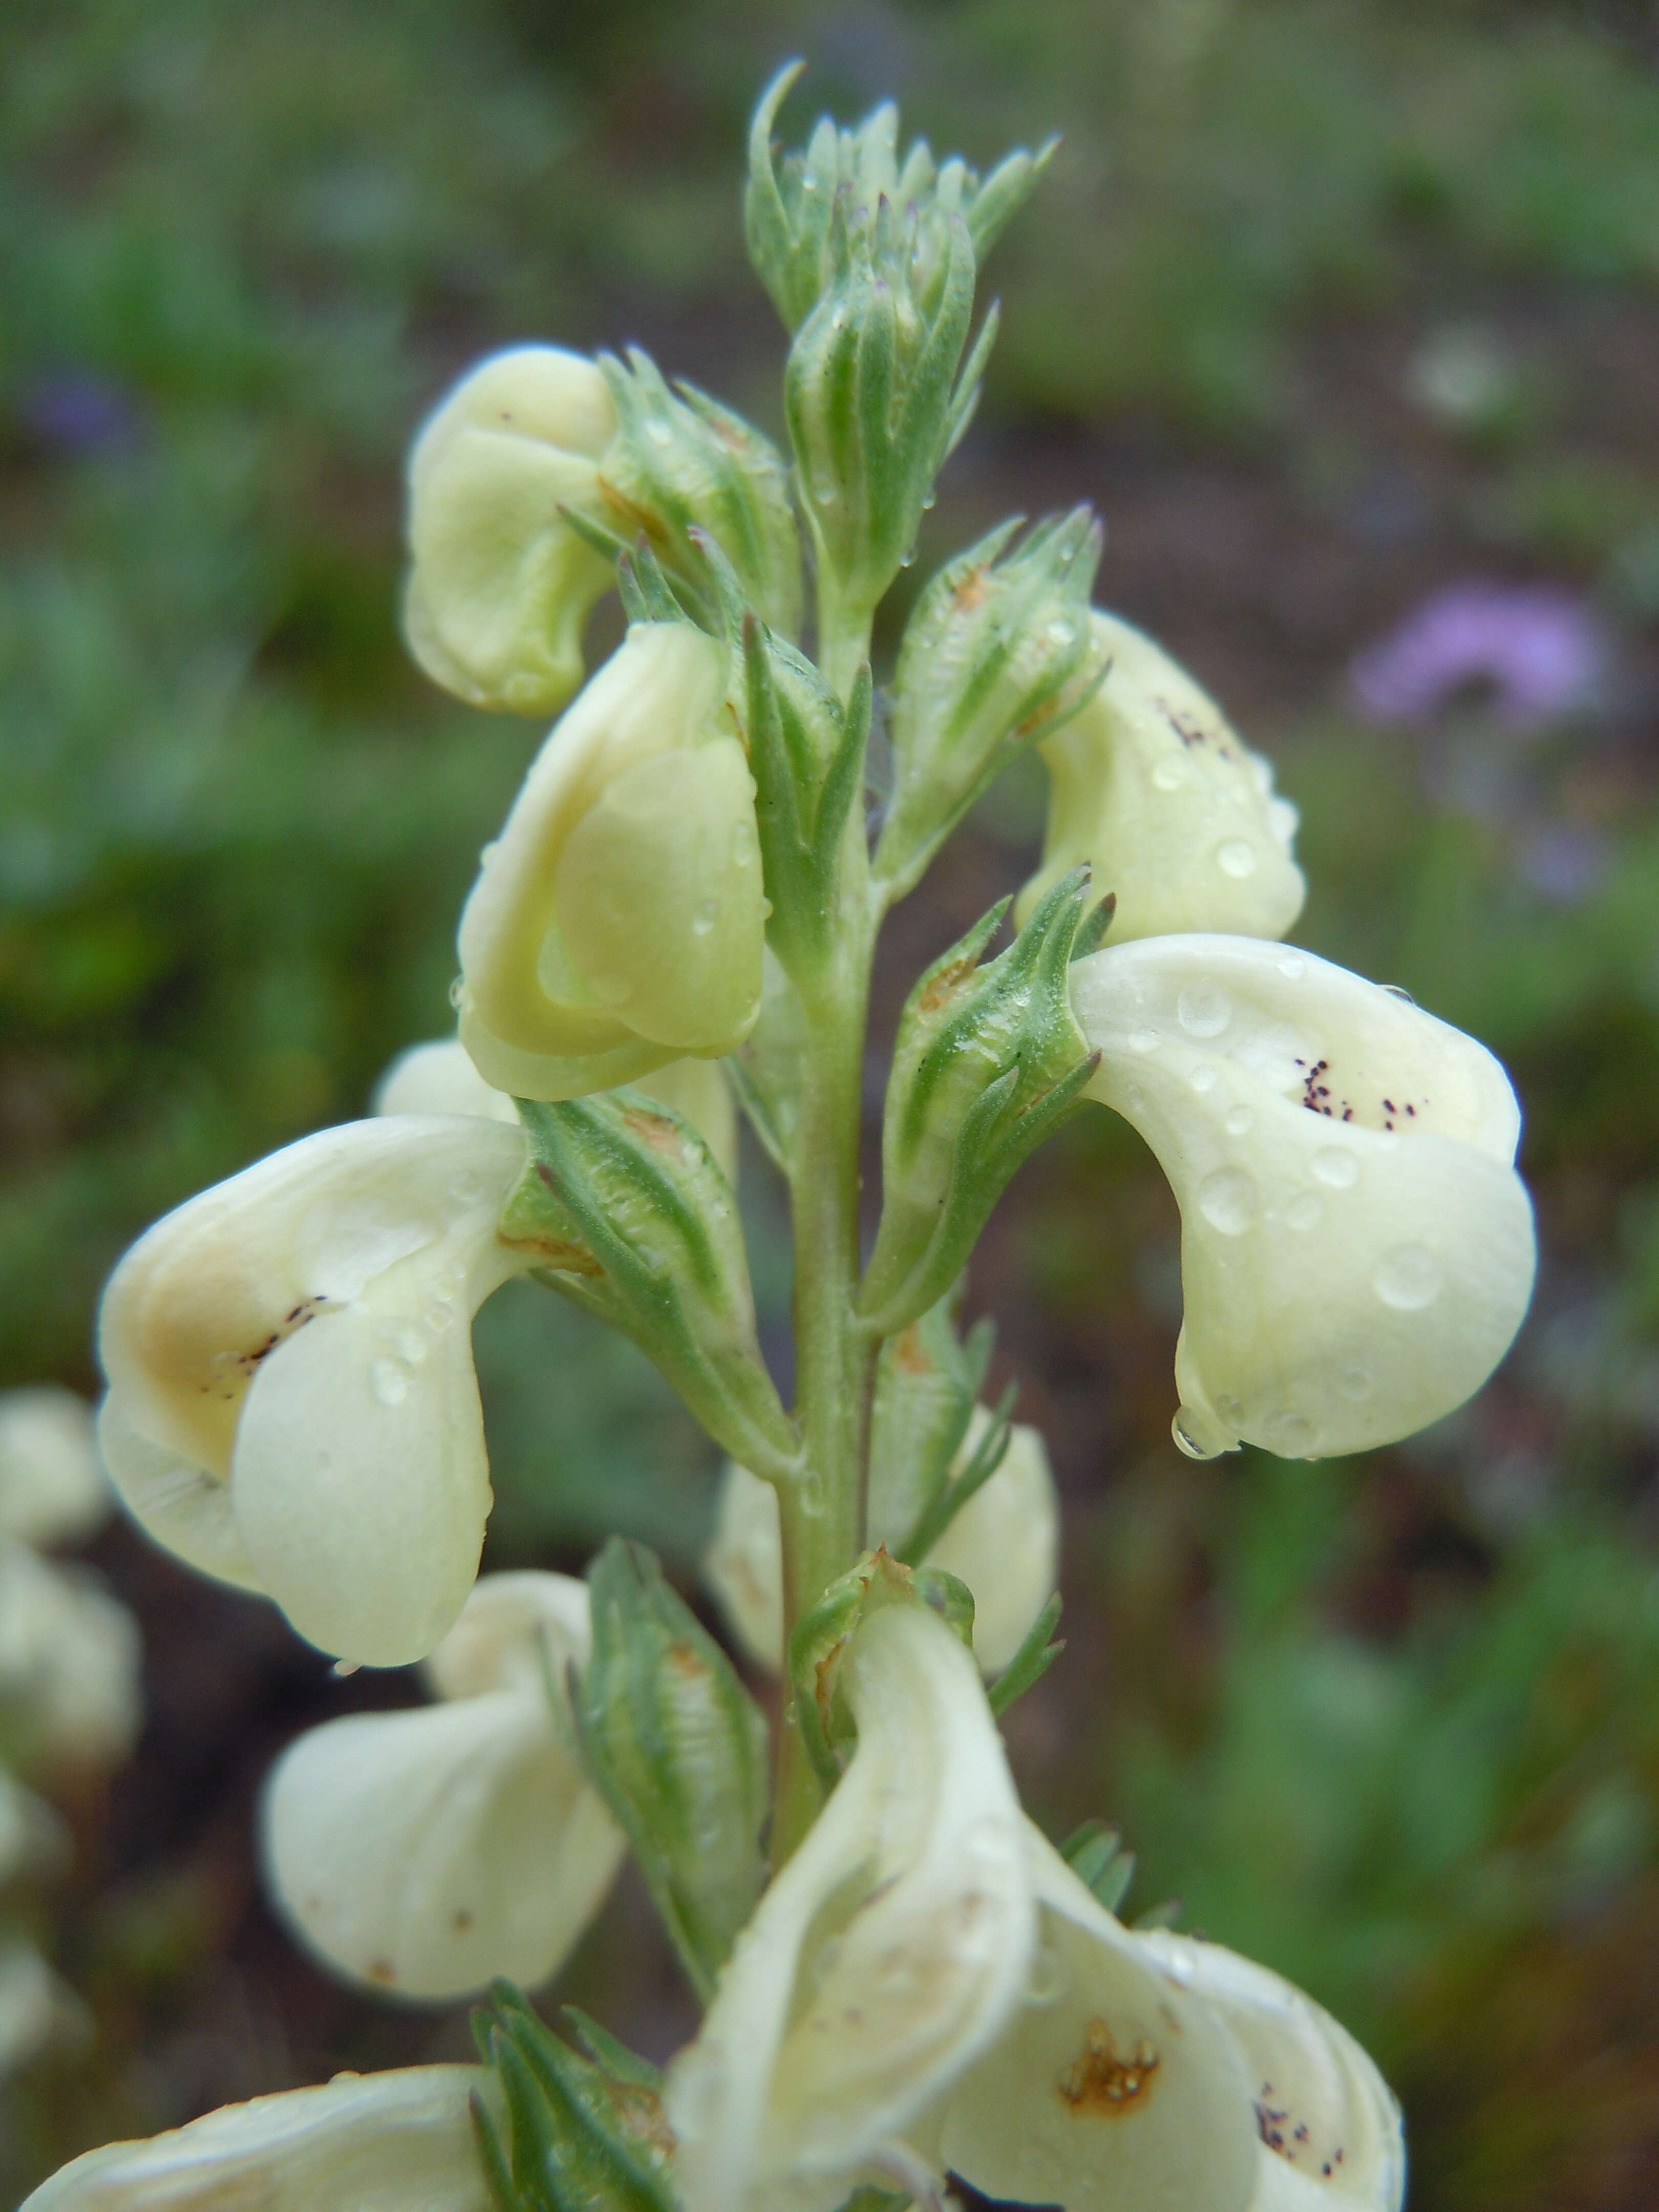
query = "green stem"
(772, 587, 877, 1862)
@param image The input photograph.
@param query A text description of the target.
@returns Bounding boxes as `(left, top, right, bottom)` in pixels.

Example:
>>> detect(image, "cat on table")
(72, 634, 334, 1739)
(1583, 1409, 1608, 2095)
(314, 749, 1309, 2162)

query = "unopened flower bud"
(264, 1573, 624, 2001)
(97, 1116, 534, 1666)
(1018, 611, 1306, 943)
(876, 510, 1105, 898)
(406, 346, 618, 715)
(20, 2066, 498, 2212)
(456, 622, 764, 1101)
(1071, 934, 1536, 1459)
(578, 1540, 769, 1997)
(0, 1388, 108, 1550)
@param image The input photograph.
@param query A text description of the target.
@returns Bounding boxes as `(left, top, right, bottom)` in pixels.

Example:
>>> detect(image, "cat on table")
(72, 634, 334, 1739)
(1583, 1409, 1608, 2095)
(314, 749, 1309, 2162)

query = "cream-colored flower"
(706, 1408, 1058, 1676)
(405, 346, 617, 715)
(20, 2065, 497, 2212)
(263, 1572, 624, 2002)
(97, 1116, 533, 1667)
(934, 1829, 1404, 2212)
(1017, 612, 1305, 944)
(1071, 935, 1535, 1458)
(665, 1602, 1034, 2212)
(0, 1773, 69, 1887)
(0, 1388, 109, 1550)
(0, 1540, 141, 1768)
(374, 1036, 739, 1185)
(0, 1942, 89, 2084)
(456, 622, 765, 1101)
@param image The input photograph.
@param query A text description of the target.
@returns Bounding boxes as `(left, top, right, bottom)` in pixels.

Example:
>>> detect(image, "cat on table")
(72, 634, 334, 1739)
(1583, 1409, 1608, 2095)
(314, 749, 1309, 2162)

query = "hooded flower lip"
(1018, 611, 1305, 945)
(456, 622, 765, 1102)
(1071, 935, 1536, 1460)
(705, 1406, 1059, 1677)
(936, 1828, 1404, 2212)
(263, 1572, 625, 2002)
(665, 1603, 1035, 2212)
(405, 345, 619, 716)
(19, 2065, 497, 2212)
(98, 1115, 530, 1668)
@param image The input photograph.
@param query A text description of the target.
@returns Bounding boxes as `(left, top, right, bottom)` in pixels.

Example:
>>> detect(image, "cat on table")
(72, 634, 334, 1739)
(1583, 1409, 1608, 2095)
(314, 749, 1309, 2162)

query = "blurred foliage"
(5, 0, 1659, 2207)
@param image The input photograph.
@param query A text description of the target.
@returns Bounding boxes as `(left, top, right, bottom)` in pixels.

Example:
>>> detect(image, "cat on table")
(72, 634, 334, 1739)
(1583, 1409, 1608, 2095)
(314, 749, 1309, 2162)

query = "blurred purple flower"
(1350, 581, 1605, 730)
(22, 373, 140, 455)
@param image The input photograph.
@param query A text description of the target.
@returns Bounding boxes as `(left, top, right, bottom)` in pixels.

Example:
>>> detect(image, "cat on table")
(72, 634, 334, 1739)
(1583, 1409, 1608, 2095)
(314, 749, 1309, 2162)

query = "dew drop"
(423, 1302, 453, 1337)
(1216, 839, 1259, 880)
(1046, 617, 1076, 646)
(1124, 1082, 1146, 1111)
(1126, 1028, 1161, 1054)
(692, 899, 717, 937)
(1380, 984, 1415, 1005)
(1197, 1167, 1257, 1236)
(1189, 1064, 1219, 1094)
(448, 976, 466, 1010)
(811, 475, 838, 507)
(731, 822, 755, 868)
(1374, 1244, 1442, 1310)
(1152, 756, 1188, 792)
(1278, 953, 1306, 980)
(1270, 1410, 1316, 1455)
(1286, 1192, 1323, 1231)
(1178, 982, 1232, 1038)
(391, 1326, 427, 1366)
(1026, 1936, 1069, 2007)
(646, 418, 674, 446)
(1173, 1407, 1223, 1460)
(1336, 1364, 1375, 1403)
(1311, 1147, 1359, 1188)
(1224, 1103, 1253, 1136)
(370, 1358, 408, 1408)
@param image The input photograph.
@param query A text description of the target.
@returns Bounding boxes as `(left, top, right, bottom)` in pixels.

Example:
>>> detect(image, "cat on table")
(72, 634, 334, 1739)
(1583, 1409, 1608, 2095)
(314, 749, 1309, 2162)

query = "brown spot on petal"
(1057, 2020, 1160, 2115)
(367, 1958, 397, 1985)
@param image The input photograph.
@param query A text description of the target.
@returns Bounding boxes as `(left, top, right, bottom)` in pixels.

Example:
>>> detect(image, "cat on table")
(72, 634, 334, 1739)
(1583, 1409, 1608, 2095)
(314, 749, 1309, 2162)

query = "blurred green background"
(5, 0, 1659, 2204)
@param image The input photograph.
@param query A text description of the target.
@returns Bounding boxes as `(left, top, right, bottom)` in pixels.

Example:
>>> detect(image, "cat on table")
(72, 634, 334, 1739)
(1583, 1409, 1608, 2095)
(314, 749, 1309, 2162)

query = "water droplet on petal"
(1127, 1028, 1161, 1054)
(1046, 617, 1076, 646)
(731, 822, 755, 868)
(1197, 1167, 1257, 1235)
(1125, 1082, 1146, 1111)
(448, 976, 466, 1010)
(692, 899, 717, 937)
(1286, 1192, 1323, 1231)
(1173, 1407, 1224, 1460)
(1026, 1934, 1069, 2007)
(1270, 1410, 1316, 1455)
(1225, 1103, 1253, 1136)
(370, 1359, 408, 1408)
(1189, 1065, 1219, 1094)
(1312, 1147, 1359, 1188)
(1336, 1364, 1375, 1402)
(1152, 756, 1188, 792)
(646, 418, 673, 446)
(1178, 983, 1232, 1038)
(1375, 1244, 1442, 1310)
(391, 1326, 426, 1366)
(1380, 984, 1415, 1004)
(1216, 839, 1258, 880)
(1278, 953, 1306, 980)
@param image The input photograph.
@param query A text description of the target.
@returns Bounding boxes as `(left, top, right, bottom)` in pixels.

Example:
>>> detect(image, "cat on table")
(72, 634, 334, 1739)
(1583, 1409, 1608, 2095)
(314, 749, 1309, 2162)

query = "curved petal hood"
(98, 1116, 530, 1666)
(1018, 612, 1305, 944)
(405, 345, 618, 715)
(456, 623, 765, 1100)
(264, 1573, 624, 2001)
(706, 1410, 1058, 1679)
(665, 1603, 1034, 2212)
(1071, 936, 1535, 1458)
(20, 2066, 497, 2212)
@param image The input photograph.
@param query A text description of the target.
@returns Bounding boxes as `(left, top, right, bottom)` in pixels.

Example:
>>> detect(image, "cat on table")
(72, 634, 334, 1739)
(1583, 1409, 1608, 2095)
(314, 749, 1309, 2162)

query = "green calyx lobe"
(471, 1983, 674, 2212)
(857, 867, 1109, 1337)
(502, 1091, 798, 1482)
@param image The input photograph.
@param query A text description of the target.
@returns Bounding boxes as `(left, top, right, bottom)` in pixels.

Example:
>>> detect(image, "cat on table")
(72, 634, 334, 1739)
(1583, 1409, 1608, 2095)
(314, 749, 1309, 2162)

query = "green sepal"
(785, 1549, 976, 1793)
(988, 1593, 1066, 1720)
(896, 1378, 1018, 1566)
(503, 1090, 799, 1481)
(728, 947, 809, 1176)
(857, 868, 1103, 1337)
(866, 1284, 995, 1556)
(576, 1541, 770, 2003)
(471, 1981, 675, 2212)
(742, 612, 871, 983)
(1059, 1817, 1136, 1917)
(597, 346, 802, 640)
(746, 63, 1054, 333)
(874, 508, 1107, 902)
